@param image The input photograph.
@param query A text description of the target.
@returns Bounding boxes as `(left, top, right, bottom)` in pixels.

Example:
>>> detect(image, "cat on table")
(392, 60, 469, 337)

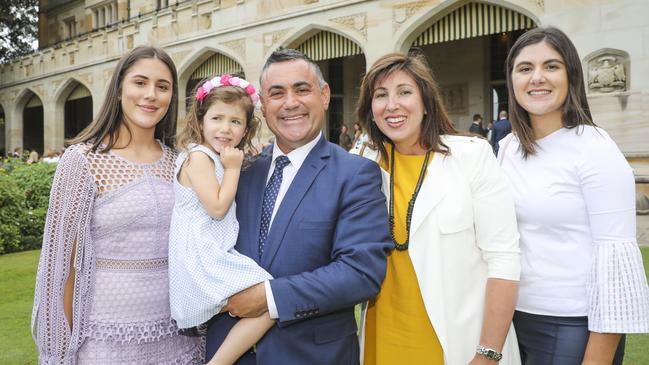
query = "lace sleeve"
(31, 145, 97, 364)
(579, 133, 649, 333)
(588, 242, 649, 333)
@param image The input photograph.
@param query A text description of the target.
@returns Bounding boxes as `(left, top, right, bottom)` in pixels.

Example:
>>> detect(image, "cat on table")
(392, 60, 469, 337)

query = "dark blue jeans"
(513, 310, 625, 365)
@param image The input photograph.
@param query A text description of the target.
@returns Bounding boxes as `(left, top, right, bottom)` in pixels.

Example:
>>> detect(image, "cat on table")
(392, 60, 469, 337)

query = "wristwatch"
(476, 345, 503, 362)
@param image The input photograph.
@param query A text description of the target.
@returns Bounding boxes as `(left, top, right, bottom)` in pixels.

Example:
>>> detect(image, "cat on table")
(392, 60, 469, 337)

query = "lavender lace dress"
(31, 142, 202, 364)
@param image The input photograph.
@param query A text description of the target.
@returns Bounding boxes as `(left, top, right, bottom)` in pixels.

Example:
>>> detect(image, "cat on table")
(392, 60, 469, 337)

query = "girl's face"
(511, 41, 568, 121)
(120, 58, 173, 132)
(371, 70, 425, 154)
(201, 100, 248, 152)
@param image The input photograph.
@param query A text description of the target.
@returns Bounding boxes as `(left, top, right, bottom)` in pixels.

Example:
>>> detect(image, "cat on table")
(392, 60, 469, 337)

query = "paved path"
(638, 214, 649, 246)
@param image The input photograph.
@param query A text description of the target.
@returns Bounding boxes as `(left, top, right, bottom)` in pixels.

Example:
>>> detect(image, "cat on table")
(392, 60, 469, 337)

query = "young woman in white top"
(499, 26, 649, 364)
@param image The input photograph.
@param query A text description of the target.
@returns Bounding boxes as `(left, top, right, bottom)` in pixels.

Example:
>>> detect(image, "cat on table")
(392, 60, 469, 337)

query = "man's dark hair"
(473, 114, 482, 121)
(259, 48, 326, 89)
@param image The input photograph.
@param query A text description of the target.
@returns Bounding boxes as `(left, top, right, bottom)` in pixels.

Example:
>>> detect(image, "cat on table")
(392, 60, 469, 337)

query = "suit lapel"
(261, 137, 329, 268)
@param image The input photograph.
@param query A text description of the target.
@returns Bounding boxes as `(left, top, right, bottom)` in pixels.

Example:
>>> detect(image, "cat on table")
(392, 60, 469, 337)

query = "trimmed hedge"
(0, 159, 57, 254)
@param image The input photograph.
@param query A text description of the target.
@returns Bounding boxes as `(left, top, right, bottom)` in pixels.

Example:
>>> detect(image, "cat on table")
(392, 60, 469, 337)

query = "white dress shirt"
(263, 133, 322, 319)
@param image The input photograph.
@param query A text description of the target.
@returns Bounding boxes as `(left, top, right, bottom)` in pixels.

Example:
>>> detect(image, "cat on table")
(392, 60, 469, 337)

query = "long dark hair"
(67, 46, 179, 151)
(356, 52, 458, 161)
(505, 26, 594, 158)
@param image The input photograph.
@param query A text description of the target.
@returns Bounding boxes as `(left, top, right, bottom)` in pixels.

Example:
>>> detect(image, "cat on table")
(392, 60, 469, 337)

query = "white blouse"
(499, 125, 649, 333)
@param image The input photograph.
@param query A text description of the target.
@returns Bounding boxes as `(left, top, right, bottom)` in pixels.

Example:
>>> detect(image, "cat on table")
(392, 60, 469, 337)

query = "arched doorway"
(292, 30, 366, 144)
(23, 93, 44, 155)
(409, 2, 536, 131)
(64, 83, 93, 139)
(186, 52, 245, 110)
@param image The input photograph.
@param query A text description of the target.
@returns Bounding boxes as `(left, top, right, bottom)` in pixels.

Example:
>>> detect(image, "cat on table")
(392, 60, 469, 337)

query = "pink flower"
(230, 76, 241, 85)
(220, 74, 232, 86)
(196, 87, 208, 101)
(244, 84, 256, 95)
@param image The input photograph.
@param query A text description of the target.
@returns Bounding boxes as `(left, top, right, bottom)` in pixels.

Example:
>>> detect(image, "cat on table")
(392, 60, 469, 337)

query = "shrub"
(0, 158, 57, 254)
(0, 172, 28, 254)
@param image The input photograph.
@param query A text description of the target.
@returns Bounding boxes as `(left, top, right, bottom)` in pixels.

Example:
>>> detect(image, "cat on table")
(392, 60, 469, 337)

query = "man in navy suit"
(491, 110, 512, 155)
(205, 48, 391, 365)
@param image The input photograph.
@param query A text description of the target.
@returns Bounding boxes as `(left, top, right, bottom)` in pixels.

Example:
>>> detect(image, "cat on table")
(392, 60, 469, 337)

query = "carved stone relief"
(222, 38, 246, 59)
(330, 13, 367, 39)
(263, 28, 291, 55)
(78, 73, 93, 86)
(440, 83, 468, 115)
(585, 49, 629, 94)
(392, 1, 431, 32)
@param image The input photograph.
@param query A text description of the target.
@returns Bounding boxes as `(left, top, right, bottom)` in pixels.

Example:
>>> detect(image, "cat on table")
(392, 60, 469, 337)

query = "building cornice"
(1, 0, 370, 90)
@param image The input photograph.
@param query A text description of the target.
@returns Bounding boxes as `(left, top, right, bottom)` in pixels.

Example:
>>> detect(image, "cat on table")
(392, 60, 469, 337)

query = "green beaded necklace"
(388, 145, 431, 251)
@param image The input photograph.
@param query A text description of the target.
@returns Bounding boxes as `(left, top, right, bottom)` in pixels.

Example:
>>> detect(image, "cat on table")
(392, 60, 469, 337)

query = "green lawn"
(0, 250, 38, 365)
(2, 248, 648, 364)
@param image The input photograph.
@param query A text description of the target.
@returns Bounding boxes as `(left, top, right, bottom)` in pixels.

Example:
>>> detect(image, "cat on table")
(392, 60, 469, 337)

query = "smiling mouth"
(215, 137, 232, 143)
(385, 116, 406, 127)
(138, 105, 159, 112)
(281, 114, 307, 121)
(528, 90, 551, 95)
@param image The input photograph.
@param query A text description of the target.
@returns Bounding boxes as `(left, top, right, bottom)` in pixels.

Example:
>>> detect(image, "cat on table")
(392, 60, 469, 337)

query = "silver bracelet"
(476, 345, 503, 362)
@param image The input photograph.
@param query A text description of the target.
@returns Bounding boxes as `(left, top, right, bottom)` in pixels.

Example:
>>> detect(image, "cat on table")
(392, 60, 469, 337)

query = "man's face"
(260, 59, 330, 153)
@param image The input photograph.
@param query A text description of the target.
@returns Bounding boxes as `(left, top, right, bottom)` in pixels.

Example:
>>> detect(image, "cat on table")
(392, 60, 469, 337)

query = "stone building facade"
(0, 0, 648, 194)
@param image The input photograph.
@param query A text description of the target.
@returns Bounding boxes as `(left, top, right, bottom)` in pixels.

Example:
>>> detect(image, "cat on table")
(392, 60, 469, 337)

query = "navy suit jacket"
(206, 136, 391, 365)
(491, 118, 512, 154)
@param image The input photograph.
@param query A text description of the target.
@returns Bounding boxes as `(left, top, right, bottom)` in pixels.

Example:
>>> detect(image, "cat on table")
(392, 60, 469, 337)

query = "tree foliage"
(0, 0, 38, 63)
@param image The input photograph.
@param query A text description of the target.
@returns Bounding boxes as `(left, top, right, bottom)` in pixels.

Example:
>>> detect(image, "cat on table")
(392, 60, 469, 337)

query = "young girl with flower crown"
(168, 74, 274, 365)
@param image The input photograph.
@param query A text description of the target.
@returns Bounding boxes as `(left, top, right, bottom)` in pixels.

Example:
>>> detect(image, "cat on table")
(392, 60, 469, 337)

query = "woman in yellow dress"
(356, 53, 522, 365)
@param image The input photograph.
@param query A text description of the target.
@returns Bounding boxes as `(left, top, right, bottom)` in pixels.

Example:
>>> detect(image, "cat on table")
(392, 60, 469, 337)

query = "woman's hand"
(581, 332, 622, 365)
(468, 354, 498, 365)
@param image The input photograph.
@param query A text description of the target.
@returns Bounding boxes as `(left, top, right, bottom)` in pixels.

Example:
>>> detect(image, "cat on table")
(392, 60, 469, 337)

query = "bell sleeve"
(31, 145, 96, 364)
(579, 133, 649, 333)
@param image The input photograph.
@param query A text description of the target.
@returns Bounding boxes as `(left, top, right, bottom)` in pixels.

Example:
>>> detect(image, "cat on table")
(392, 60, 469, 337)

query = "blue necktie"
(258, 155, 290, 259)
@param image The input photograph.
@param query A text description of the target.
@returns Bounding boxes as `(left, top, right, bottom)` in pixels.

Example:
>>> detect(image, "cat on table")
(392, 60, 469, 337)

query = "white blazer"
(359, 135, 522, 365)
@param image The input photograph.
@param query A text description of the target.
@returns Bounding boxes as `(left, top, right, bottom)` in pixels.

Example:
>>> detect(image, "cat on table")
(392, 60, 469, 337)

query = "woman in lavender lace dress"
(31, 46, 202, 364)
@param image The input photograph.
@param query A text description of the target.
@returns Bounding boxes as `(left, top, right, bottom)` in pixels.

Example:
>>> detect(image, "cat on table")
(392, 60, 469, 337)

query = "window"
(63, 17, 76, 39)
(92, 1, 118, 29)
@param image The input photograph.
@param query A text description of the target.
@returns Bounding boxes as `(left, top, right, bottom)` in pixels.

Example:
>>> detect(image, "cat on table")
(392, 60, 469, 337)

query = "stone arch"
(54, 78, 94, 142)
(394, 0, 541, 53)
(270, 23, 367, 62)
(15, 88, 45, 154)
(53, 77, 94, 103)
(389, 0, 539, 131)
(177, 46, 247, 117)
(272, 25, 367, 144)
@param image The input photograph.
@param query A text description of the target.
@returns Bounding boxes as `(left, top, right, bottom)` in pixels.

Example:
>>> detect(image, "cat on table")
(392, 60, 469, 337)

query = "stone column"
(43, 98, 63, 152)
(7, 99, 24, 152)
(244, 34, 272, 146)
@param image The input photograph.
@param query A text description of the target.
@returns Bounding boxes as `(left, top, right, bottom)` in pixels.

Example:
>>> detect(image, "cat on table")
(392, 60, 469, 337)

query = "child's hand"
(219, 146, 244, 170)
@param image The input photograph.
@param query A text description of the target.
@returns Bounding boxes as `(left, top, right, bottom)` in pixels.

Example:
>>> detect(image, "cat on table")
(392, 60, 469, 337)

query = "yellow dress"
(363, 145, 444, 365)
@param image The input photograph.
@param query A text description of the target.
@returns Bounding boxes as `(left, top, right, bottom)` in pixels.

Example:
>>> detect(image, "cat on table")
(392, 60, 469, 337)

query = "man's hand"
(223, 282, 268, 318)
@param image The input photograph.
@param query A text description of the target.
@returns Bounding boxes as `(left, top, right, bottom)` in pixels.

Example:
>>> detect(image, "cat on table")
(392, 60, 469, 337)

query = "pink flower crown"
(195, 74, 260, 107)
